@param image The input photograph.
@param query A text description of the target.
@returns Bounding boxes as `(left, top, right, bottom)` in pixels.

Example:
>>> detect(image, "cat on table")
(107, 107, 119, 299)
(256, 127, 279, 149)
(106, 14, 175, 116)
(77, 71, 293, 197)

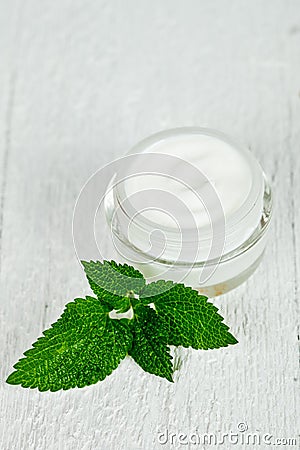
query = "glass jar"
(104, 127, 273, 296)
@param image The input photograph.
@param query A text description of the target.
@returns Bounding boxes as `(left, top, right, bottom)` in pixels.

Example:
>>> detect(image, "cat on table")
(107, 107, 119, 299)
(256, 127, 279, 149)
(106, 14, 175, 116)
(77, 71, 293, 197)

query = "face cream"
(104, 128, 272, 296)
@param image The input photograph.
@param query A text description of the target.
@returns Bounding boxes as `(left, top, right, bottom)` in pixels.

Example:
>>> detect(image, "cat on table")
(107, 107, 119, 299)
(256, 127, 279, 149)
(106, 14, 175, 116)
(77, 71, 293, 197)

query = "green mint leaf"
(129, 304, 173, 382)
(7, 260, 238, 391)
(82, 260, 145, 307)
(6, 296, 132, 391)
(140, 281, 238, 350)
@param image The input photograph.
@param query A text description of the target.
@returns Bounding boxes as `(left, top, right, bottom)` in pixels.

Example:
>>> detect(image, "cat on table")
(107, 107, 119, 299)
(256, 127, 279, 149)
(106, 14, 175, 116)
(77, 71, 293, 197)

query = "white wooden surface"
(0, 1, 299, 449)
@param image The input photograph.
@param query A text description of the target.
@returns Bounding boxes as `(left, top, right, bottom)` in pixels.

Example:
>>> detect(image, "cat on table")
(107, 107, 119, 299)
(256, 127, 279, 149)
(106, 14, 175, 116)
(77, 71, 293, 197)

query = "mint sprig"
(6, 261, 237, 391)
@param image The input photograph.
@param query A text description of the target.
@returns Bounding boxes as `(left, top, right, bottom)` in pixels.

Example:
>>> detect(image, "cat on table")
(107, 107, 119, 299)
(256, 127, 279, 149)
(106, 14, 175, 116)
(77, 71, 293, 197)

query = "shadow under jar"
(104, 128, 273, 296)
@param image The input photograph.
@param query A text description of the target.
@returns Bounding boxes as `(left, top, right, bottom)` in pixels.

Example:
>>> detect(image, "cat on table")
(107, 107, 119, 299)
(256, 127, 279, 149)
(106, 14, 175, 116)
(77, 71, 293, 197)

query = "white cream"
(124, 134, 253, 230)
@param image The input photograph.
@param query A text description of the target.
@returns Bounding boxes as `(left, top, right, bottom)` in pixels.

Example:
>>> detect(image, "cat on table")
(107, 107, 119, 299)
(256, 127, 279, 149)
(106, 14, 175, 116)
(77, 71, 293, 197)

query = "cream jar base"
(197, 252, 264, 297)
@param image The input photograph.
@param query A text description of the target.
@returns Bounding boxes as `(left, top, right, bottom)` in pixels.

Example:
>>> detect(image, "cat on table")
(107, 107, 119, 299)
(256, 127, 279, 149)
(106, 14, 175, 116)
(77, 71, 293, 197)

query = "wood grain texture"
(0, 1, 299, 449)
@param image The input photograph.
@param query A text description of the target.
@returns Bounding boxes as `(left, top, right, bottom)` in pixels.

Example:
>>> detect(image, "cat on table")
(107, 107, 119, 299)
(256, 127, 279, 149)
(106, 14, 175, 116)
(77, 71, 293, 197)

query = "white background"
(0, 1, 299, 449)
